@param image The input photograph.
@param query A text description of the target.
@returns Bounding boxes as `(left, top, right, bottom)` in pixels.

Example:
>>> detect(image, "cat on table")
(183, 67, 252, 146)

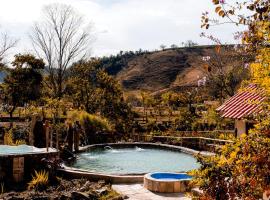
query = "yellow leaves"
(28, 170, 49, 191)
(229, 151, 237, 160)
(240, 133, 247, 139)
(217, 155, 227, 167)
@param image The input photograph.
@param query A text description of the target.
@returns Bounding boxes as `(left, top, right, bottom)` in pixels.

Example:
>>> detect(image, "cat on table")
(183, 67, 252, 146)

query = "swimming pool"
(68, 145, 200, 175)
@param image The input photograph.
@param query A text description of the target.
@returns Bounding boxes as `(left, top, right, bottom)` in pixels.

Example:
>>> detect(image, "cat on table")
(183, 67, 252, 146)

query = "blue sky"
(0, 0, 245, 58)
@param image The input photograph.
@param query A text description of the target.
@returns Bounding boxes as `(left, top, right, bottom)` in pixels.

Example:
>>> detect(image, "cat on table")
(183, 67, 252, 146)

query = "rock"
(8, 197, 25, 200)
(60, 194, 71, 200)
(71, 191, 89, 200)
(32, 196, 50, 200)
(110, 195, 124, 200)
(97, 180, 106, 187)
(96, 187, 109, 196)
(79, 181, 91, 192)
(87, 191, 98, 200)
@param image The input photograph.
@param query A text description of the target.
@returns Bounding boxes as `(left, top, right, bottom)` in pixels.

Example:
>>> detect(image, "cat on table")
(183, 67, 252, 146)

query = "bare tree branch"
(0, 33, 18, 63)
(30, 3, 94, 97)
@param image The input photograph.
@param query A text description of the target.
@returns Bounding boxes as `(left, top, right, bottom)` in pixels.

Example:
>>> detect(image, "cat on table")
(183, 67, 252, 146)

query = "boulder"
(71, 191, 89, 200)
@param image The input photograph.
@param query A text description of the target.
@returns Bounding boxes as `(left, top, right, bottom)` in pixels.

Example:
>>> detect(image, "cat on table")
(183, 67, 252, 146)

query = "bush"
(67, 110, 112, 132)
(190, 132, 270, 199)
(28, 170, 49, 191)
(67, 110, 112, 144)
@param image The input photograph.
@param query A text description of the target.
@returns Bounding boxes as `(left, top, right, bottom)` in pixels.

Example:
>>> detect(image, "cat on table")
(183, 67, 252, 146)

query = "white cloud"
(0, 0, 246, 58)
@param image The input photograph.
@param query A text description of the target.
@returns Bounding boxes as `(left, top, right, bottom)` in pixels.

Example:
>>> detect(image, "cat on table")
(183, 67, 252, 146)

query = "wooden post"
(29, 115, 37, 146)
(56, 130, 59, 150)
(131, 128, 135, 139)
(50, 128, 53, 148)
(45, 120, 49, 152)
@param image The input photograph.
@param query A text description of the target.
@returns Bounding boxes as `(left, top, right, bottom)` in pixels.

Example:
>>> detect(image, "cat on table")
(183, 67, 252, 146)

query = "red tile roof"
(216, 84, 265, 119)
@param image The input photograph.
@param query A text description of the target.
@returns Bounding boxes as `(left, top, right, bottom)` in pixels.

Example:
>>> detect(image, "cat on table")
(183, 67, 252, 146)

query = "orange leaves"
(218, 10, 226, 17)
(212, 0, 219, 5)
(201, 13, 210, 29)
(214, 6, 226, 17)
(215, 6, 222, 13)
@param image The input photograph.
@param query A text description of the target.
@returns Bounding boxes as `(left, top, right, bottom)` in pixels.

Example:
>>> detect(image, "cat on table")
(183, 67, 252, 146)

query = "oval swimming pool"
(68, 146, 200, 175)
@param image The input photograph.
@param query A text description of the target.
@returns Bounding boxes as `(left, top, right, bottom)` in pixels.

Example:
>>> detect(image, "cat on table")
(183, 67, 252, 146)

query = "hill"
(100, 45, 232, 92)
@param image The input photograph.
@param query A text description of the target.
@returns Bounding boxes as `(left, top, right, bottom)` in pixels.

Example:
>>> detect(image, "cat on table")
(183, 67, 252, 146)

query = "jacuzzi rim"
(0, 145, 59, 157)
(145, 172, 192, 182)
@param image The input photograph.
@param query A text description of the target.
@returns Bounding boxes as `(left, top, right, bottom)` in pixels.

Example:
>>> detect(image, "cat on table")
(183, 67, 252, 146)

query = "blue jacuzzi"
(150, 172, 192, 181)
(144, 172, 192, 193)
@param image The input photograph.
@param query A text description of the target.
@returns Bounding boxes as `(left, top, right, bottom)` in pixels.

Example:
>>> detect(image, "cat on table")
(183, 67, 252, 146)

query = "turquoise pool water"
(70, 147, 200, 174)
(0, 145, 55, 155)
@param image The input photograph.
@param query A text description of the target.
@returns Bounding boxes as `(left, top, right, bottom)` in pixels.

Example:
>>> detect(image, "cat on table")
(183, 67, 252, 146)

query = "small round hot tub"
(144, 172, 192, 193)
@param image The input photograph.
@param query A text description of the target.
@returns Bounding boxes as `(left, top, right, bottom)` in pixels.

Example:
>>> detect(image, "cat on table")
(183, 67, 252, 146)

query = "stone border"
(59, 143, 214, 184)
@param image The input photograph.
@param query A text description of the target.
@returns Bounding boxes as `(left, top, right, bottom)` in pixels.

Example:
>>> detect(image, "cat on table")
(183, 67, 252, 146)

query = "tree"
(97, 69, 134, 132)
(67, 59, 133, 133)
(0, 33, 17, 64)
(192, 0, 270, 199)
(2, 54, 44, 117)
(184, 40, 198, 47)
(160, 44, 166, 51)
(170, 44, 178, 49)
(31, 4, 93, 98)
(67, 59, 100, 113)
(201, 45, 250, 101)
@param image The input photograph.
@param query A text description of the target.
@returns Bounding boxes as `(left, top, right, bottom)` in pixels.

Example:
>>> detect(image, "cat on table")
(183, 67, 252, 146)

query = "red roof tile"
(216, 84, 265, 119)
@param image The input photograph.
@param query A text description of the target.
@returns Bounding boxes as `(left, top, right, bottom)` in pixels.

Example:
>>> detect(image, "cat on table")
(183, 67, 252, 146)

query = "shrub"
(67, 110, 112, 132)
(28, 170, 49, 191)
(4, 129, 26, 146)
(190, 132, 270, 199)
(67, 110, 112, 144)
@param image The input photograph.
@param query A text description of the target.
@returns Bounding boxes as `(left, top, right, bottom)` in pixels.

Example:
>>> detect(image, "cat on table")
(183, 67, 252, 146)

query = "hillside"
(101, 45, 232, 92)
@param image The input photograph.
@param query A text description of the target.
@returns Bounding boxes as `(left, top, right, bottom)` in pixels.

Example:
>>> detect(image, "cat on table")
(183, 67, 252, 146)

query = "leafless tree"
(30, 4, 94, 98)
(0, 33, 17, 66)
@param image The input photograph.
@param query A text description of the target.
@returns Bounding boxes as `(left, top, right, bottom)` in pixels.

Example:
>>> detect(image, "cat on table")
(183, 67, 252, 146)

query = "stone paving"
(112, 184, 191, 200)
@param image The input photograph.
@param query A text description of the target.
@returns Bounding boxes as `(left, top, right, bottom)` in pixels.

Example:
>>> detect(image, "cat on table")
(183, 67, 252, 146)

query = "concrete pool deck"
(112, 183, 191, 200)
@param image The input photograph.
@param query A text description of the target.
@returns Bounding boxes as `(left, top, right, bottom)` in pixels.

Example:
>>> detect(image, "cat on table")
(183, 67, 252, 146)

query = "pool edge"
(59, 143, 211, 184)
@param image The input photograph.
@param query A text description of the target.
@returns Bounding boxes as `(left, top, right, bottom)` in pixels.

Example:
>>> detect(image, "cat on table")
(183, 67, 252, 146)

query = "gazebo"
(216, 84, 265, 137)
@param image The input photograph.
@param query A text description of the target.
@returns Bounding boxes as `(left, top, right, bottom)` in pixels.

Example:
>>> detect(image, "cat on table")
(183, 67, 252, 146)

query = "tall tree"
(193, 1, 270, 199)
(67, 59, 133, 133)
(2, 54, 44, 117)
(30, 4, 93, 98)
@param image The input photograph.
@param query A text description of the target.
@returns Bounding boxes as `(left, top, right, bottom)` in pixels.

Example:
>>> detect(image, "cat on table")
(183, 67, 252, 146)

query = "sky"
(0, 0, 245, 58)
